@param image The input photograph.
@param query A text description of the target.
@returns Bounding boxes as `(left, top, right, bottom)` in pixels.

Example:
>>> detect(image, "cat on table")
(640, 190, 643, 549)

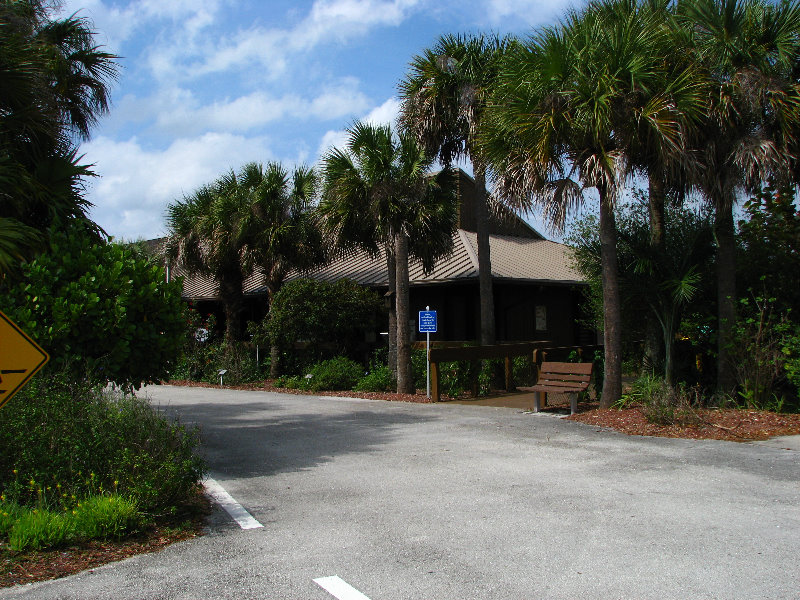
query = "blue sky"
(58, 0, 575, 241)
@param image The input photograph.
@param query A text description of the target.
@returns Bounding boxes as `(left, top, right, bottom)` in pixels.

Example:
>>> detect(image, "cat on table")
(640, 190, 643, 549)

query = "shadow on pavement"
(156, 398, 435, 479)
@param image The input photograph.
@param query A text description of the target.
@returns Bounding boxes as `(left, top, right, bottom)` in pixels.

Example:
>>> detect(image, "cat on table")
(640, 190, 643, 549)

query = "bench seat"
(519, 361, 593, 415)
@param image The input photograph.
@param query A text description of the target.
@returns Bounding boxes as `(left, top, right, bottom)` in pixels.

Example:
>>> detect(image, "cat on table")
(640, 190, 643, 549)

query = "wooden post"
(431, 360, 440, 402)
(504, 355, 513, 392)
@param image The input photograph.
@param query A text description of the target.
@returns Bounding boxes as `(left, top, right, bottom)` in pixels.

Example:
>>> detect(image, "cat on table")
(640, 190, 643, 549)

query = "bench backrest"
(537, 361, 593, 388)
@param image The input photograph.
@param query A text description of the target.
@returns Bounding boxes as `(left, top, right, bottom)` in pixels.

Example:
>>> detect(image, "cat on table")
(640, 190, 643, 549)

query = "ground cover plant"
(0, 374, 206, 556)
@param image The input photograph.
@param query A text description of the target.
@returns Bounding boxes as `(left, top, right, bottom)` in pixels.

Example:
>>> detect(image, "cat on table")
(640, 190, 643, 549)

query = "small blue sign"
(419, 310, 437, 333)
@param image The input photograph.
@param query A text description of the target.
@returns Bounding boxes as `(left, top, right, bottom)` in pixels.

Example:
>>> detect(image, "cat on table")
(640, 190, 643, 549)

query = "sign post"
(0, 310, 49, 410)
(418, 307, 437, 398)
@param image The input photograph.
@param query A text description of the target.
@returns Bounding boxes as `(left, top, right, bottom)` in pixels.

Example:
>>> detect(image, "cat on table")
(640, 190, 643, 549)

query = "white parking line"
(313, 576, 373, 600)
(204, 477, 263, 530)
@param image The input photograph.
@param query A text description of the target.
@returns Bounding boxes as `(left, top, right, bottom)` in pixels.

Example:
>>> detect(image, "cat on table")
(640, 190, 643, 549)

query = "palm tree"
(166, 170, 257, 345)
(243, 162, 326, 375)
(483, 0, 690, 406)
(399, 33, 510, 348)
(676, 0, 800, 392)
(0, 1, 118, 250)
(319, 122, 456, 393)
(167, 162, 324, 347)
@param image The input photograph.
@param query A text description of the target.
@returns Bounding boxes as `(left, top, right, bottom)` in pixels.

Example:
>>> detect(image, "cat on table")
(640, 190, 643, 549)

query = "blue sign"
(419, 310, 437, 333)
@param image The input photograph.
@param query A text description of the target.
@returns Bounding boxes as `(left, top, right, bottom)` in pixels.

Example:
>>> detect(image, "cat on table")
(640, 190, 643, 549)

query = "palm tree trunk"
(386, 248, 398, 384)
(395, 233, 413, 393)
(599, 188, 622, 407)
(714, 200, 737, 393)
(645, 171, 666, 373)
(473, 164, 495, 346)
(219, 272, 244, 346)
(267, 280, 281, 378)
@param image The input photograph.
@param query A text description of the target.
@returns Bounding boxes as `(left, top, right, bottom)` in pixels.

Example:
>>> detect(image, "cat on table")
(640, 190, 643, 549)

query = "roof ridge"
(457, 229, 480, 273)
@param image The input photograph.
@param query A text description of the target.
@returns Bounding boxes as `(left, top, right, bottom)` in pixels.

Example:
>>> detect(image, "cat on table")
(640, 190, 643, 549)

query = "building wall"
(409, 281, 591, 346)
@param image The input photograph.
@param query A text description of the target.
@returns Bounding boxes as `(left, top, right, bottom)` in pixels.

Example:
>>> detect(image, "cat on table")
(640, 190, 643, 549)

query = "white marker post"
(418, 307, 438, 398)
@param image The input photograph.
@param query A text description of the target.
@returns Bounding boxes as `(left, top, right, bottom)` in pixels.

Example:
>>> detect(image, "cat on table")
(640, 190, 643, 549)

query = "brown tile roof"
(155, 230, 582, 301)
(255, 229, 583, 293)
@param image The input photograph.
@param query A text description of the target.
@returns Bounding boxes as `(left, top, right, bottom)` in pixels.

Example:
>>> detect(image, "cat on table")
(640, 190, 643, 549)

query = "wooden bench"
(519, 361, 593, 415)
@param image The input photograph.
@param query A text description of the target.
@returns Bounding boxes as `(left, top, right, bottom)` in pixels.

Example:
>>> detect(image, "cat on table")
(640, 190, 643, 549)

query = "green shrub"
(412, 349, 478, 398)
(637, 379, 701, 426)
(354, 365, 394, 392)
(1, 494, 143, 552)
(0, 501, 24, 538)
(265, 278, 384, 374)
(8, 509, 74, 551)
(0, 229, 186, 390)
(0, 373, 205, 515)
(308, 357, 364, 391)
(73, 495, 142, 540)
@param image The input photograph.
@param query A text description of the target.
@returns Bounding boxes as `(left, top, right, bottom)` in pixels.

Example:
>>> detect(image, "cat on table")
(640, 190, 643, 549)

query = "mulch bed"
(166, 379, 437, 403)
(0, 521, 204, 589)
(567, 406, 800, 442)
(7, 381, 796, 589)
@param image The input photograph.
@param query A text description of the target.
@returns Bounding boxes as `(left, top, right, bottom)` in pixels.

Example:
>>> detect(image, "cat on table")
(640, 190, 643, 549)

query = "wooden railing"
(426, 343, 603, 402)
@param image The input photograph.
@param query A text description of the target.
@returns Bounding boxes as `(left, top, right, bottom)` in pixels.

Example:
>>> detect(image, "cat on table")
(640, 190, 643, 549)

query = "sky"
(56, 0, 576, 242)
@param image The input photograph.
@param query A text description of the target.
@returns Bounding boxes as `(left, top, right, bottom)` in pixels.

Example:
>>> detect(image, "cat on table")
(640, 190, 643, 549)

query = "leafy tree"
(264, 278, 384, 368)
(484, 0, 689, 405)
(0, 229, 185, 390)
(399, 33, 510, 347)
(676, 0, 800, 391)
(318, 122, 456, 393)
(738, 182, 800, 318)
(568, 196, 715, 385)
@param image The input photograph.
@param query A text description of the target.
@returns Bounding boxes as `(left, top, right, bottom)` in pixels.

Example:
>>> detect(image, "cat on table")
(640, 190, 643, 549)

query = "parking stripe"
(204, 477, 263, 530)
(313, 576, 372, 600)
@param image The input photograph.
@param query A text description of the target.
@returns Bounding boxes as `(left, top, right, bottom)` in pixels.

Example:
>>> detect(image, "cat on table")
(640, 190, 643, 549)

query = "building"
(156, 171, 592, 346)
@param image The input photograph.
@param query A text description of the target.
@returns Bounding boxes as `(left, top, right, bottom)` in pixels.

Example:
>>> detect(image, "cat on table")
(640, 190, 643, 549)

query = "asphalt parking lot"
(4, 385, 799, 599)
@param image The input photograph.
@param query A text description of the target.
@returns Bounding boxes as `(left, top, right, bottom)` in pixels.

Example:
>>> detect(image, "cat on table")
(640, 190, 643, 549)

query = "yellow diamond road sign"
(0, 310, 49, 409)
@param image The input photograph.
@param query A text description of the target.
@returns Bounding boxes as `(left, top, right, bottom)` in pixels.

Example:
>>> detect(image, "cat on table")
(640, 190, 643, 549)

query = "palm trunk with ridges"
(474, 165, 495, 346)
(599, 190, 622, 407)
(387, 249, 398, 385)
(395, 233, 413, 394)
(646, 171, 666, 374)
(714, 200, 737, 393)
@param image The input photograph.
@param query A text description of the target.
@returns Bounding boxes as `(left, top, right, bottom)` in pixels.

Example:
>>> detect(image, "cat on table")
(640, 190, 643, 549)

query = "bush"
(622, 375, 701, 426)
(0, 373, 205, 516)
(0, 229, 185, 390)
(354, 365, 394, 392)
(729, 293, 794, 410)
(72, 495, 142, 540)
(307, 357, 364, 391)
(412, 349, 478, 398)
(265, 278, 384, 373)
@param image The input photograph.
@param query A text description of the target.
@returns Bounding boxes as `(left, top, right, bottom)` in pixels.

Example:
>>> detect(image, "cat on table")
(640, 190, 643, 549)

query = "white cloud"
(83, 133, 277, 240)
(361, 97, 401, 125)
(486, 0, 571, 24)
(144, 0, 424, 83)
(59, 0, 223, 48)
(136, 78, 370, 137)
(296, 0, 422, 49)
(315, 96, 401, 158)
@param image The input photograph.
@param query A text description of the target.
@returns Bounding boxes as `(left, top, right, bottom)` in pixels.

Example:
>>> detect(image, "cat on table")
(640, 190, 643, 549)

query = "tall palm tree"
(243, 162, 325, 375)
(0, 0, 118, 255)
(483, 0, 690, 406)
(319, 122, 456, 393)
(676, 0, 800, 392)
(167, 162, 324, 347)
(399, 33, 510, 348)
